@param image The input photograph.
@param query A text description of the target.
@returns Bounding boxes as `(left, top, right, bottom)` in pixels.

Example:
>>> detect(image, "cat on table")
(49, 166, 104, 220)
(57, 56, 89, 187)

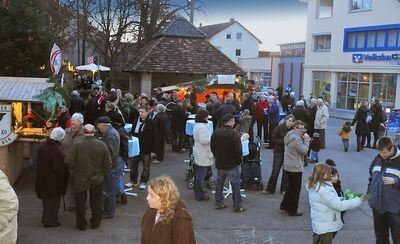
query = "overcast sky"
(175, 0, 308, 51)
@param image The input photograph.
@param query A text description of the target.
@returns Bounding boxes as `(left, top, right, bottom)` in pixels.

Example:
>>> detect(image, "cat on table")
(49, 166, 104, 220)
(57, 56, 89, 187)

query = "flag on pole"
(50, 44, 62, 76)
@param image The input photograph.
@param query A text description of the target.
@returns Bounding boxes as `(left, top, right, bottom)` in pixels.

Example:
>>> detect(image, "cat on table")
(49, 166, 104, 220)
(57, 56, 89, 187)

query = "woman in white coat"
(0, 170, 18, 244)
(307, 164, 365, 244)
(192, 109, 214, 201)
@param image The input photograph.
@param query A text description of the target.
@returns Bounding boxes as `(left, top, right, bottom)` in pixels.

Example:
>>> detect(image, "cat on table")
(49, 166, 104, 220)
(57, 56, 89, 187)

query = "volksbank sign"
(352, 53, 400, 63)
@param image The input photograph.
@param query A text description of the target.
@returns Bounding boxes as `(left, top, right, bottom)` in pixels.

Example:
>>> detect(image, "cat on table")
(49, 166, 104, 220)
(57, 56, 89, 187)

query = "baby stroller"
(241, 137, 263, 190)
(184, 139, 216, 190)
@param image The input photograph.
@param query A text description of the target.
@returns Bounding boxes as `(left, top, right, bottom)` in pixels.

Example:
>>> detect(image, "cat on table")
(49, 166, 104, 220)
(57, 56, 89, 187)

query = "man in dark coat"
(128, 107, 154, 190)
(213, 97, 238, 128)
(263, 115, 295, 194)
(281, 90, 294, 113)
(207, 93, 221, 129)
(211, 114, 244, 212)
(84, 91, 100, 124)
(307, 98, 317, 136)
(370, 98, 384, 148)
(36, 128, 69, 227)
(292, 100, 309, 126)
(171, 99, 187, 152)
(65, 124, 112, 230)
(151, 104, 168, 163)
(69, 90, 85, 115)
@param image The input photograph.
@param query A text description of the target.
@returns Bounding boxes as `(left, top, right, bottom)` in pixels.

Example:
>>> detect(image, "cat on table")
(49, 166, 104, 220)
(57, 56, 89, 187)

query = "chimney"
(229, 18, 235, 23)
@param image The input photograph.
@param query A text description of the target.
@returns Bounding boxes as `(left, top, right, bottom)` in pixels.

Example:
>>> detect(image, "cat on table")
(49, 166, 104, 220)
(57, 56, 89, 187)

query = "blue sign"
(388, 109, 400, 132)
(352, 53, 400, 63)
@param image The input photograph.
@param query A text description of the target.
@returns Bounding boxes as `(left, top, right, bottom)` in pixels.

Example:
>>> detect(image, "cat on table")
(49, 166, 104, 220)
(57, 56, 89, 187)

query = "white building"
(199, 18, 262, 63)
(239, 56, 281, 88)
(302, 0, 400, 111)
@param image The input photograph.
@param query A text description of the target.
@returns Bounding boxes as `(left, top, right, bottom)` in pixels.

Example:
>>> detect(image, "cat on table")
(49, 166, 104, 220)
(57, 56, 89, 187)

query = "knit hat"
(50, 127, 66, 142)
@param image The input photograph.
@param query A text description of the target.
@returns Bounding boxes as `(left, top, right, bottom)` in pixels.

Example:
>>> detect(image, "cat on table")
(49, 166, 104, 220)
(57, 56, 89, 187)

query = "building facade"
(278, 42, 306, 100)
(302, 0, 400, 111)
(238, 56, 281, 88)
(199, 18, 262, 63)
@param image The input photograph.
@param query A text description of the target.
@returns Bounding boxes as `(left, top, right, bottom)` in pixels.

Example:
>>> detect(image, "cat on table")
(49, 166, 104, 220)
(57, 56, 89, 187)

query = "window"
(236, 32, 242, 40)
(317, 0, 333, 18)
(226, 33, 231, 39)
(350, 0, 372, 11)
(235, 49, 241, 56)
(314, 34, 331, 51)
(344, 24, 400, 51)
(312, 71, 331, 103)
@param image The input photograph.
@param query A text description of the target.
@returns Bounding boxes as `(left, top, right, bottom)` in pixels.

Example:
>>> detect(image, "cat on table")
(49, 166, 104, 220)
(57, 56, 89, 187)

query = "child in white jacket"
(307, 164, 365, 244)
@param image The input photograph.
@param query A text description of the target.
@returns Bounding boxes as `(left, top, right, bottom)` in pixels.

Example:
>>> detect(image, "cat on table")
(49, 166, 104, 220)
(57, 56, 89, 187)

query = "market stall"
(0, 78, 54, 184)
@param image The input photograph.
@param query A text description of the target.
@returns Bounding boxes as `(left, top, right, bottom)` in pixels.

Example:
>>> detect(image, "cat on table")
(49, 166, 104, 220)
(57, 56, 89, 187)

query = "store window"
(337, 73, 397, 110)
(317, 0, 333, 18)
(313, 71, 331, 103)
(314, 34, 331, 51)
(350, 0, 372, 11)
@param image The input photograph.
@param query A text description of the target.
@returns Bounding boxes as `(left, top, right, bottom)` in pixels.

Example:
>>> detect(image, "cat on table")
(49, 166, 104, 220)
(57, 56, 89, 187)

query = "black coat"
(130, 117, 154, 154)
(104, 110, 125, 130)
(352, 107, 369, 135)
(213, 102, 237, 127)
(292, 106, 309, 125)
(152, 112, 168, 142)
(307, 105, 317, 134)
(85, 97, 100, 124)
(210, 125, 242, 170)
(271, 123, 291, 155)
(69, 95, 85, 115)
(241, 98, 254, 116)
(370, 103, 383, 132)
(171, 106, 187, 132)
(35, 139, 69, 198)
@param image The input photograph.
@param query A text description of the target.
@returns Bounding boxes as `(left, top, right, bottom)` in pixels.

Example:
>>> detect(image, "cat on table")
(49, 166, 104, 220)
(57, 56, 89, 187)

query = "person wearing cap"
(211, 113, 245, 213)
(171, 99, 188, 152)
(95, 116, 120, 219)
(62, 113, 85, 211)
(65, 124, 112, 230)
(36, 127, 69, 227)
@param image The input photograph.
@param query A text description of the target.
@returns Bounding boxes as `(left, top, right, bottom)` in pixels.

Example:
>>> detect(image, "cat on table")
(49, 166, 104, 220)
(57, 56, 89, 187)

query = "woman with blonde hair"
(307, 164, 365, 244)
(141, 176, 195, 244)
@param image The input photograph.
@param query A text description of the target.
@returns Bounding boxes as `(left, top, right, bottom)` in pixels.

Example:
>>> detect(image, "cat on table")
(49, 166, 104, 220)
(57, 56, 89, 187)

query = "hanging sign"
(0, 105, 18, 146)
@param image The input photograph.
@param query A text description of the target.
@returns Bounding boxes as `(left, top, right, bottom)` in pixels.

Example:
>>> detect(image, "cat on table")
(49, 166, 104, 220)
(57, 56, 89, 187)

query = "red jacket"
(254, 101, 270, 122)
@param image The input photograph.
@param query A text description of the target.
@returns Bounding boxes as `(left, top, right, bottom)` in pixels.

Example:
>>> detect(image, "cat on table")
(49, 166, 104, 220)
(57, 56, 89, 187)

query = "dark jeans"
(342, 139, 349, 150)
(268, 123, 278, 147)
(280, 170, 302, 215)
(194, 165, 209, 200)
(372, 208, 400, 244)
(172, 130, 185, 150)
(312, 232, 336, 244)
(42, 196, 61, 226)
(75, 183, 103, 229)
(357, 134, 367, 150)
(154, 139, 165, 161)
(130, 154, 151, 183)
(315, 129, 326, 149)
(256, 120, 269, 142)
(266, 153, 288, 193)
(215, 165, 242, 209)
(103, 165, 120, 216)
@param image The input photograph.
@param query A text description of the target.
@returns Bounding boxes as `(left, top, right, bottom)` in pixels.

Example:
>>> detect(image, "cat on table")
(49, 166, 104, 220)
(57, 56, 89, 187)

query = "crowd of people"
(1, 84, 398, 244)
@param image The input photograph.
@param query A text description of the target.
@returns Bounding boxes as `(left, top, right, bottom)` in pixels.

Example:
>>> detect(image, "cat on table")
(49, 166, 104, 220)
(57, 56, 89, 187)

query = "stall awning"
(0, 80, 54, 103)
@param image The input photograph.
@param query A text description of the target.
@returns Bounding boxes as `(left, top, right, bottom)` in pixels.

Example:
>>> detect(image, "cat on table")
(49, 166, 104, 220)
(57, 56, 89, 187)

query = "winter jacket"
(211, 125, 242, 170)
(62, 127, 84, 154)
(35, 139, 69, 198)
(281, 95, 294, 112)
(268, 102, 280, 125)
(338, 126, 352, 140)
(130, 117, 154, 154)
(141, 199, 195, 244)
(69, 94, 85, 115)
(152, 112, 168, 143)
(292, 106, 309, 125)
(104, 110, 125, 130)
(271, 123, 291, 155)
(314, 104, 329, 129)
(351, 107, 369, 135)
(171, 106, 187, 132)
(283, 130, 310, 172)
(0, 170, 18, 244)
(310, 137, 321, 152)
(213, 102, 237, 127)
(370, 103, 384, 132)
(254, 101, 270, 123)
(307, 106, 317, 134)
(307, 182, 362, 235)
(368, 147, 400, 214)
(65, 136, 112, 193)
(193, 123, 214, 167)
(100, 125, 120, 168)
